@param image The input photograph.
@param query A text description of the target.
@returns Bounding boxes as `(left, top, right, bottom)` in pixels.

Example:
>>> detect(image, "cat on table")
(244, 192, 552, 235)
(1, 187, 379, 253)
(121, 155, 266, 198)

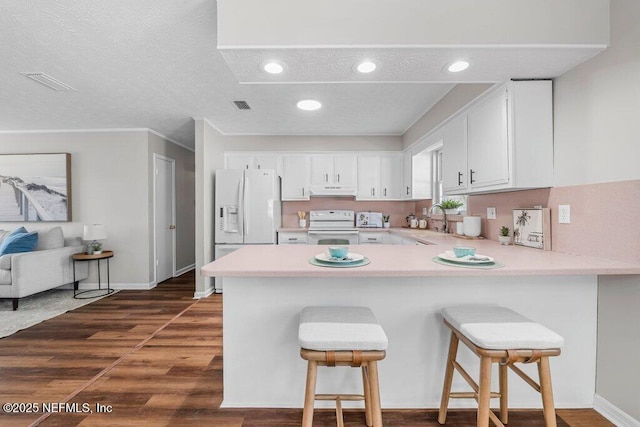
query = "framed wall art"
(0, 153, 72, 222)
(512, 207, 551, 250)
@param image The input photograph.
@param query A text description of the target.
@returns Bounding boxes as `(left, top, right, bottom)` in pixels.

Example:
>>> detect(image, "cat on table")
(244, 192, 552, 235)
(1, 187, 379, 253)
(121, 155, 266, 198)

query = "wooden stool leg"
(302, 360, 318, 427)
(438, 331, 459, 424)
(362, 364, 373, 427)
(499, 363, 508, 424)
(477, 356, 492, 427)
(538, 357, 558, 427)
(368, 360, 383, 427)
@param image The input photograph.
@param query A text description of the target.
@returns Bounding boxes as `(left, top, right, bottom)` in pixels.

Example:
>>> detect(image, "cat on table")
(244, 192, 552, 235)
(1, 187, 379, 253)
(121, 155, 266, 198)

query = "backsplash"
(282, 198, 421, 228)
(468, 180, 640, 264)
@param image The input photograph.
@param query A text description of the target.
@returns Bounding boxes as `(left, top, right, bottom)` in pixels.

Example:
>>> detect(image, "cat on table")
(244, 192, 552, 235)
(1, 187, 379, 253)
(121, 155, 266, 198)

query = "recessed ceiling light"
(356, 61, 377, 73)
(297, 99, 322, 111)
(447, 61, 470, 73)
(263, 61, 284, 74)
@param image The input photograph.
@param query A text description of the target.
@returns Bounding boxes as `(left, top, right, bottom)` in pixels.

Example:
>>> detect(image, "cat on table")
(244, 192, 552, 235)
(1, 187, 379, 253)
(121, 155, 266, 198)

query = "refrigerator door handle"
(237, 177, 244, 240)
(244, 176, 250, 236)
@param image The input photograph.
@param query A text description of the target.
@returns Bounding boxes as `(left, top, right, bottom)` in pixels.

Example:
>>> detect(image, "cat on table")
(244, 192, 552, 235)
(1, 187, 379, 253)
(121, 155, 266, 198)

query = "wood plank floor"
(0, 271, 614, 426)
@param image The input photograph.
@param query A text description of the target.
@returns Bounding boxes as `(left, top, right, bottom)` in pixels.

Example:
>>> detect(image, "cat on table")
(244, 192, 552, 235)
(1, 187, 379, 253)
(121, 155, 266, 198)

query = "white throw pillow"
(34, 227, 64, 251)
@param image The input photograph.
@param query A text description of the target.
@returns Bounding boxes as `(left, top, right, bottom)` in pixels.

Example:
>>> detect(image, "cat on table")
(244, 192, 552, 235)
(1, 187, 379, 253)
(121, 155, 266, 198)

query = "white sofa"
(0, 227, 88, 310)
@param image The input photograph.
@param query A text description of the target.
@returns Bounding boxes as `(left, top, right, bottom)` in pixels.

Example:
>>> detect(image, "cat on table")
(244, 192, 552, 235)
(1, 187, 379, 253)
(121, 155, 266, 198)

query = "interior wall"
(549, 0, 640, 420)
(194, 119, 224, 297)
(147, 132, 196, 275)
(0, 130, 151, 286)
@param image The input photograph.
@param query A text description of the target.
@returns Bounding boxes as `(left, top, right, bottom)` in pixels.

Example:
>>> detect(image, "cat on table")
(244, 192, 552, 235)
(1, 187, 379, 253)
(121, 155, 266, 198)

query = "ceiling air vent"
(21, 72, 76, 91)
(233, 100, 251, 110)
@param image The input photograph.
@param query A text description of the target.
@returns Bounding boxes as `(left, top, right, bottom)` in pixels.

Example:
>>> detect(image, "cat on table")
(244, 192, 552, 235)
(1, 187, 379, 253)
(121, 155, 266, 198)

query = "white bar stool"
(438, 305, 564, 427)
(298, 306, 388, 427)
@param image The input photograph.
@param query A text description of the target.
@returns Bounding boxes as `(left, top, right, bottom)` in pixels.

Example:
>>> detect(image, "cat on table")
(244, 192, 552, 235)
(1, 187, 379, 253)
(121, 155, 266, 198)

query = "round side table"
(72, 250, 115, 299)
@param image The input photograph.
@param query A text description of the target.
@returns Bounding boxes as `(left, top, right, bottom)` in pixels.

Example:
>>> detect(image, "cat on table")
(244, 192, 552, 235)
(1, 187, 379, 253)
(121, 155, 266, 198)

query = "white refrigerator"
(214, 169, 281, 292)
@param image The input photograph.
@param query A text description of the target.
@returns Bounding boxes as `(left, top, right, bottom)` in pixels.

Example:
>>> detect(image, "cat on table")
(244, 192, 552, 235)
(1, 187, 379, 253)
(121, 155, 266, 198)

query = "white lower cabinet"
(358, 232, 388, 244)
(278, 232, 308, 245)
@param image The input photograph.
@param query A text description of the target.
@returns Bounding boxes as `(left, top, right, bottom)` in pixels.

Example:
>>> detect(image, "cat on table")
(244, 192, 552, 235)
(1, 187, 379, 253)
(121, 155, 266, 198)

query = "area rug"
(0, 289, 117, 338)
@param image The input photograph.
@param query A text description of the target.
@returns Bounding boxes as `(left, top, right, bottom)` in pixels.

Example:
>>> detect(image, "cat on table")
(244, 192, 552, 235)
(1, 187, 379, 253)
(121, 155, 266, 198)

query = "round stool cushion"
(442, 305, 564, 350)
(299, 306, 388, 351)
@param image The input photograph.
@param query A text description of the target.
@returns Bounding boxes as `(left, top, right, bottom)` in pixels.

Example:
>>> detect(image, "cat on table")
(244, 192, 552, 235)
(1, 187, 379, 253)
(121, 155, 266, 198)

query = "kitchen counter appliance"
(308, 210, 359, 245)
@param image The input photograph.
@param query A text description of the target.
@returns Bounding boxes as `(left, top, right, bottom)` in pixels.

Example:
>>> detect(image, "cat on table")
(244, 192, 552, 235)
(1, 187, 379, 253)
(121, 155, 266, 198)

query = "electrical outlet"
(558, 205, 571, 224)
(487, 207, 497, 220)
(422, 207, 427, 216)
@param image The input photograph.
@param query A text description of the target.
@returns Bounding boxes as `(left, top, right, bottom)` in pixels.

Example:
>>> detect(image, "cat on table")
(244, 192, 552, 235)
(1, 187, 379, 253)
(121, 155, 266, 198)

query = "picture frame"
(512, 208, 551, 250)
(0, 153, 72, 222)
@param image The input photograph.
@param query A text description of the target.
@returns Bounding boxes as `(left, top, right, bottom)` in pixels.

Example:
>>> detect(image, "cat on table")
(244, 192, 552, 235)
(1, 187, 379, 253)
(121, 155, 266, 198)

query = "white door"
(281, 155, 310, 200)
(356, 156, 379, 199)
(442, 115, 468, 193)
(333, 155, 357, 186)
(310, 155, 333, 185)
(154, 155, 175, 284)
(379, 154, 402, 199)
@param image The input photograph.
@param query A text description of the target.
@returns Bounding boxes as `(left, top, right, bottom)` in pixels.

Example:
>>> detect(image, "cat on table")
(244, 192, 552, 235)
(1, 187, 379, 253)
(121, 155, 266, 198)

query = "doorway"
(154, 154, 176, 284)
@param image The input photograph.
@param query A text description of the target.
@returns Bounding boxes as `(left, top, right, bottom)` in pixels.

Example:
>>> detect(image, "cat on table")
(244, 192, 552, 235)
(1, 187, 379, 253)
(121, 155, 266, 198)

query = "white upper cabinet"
(225, 153, 280, 174)
(441, 115, 468, 193)
(281, 155, 310, 200)
(402, 150, 412, 199)
(467, 86, 510, 190)
(442, 80, 553, 194)
(379, 154, 402, 199)
(309, 155, 356, 186)
(357, 154, 403, 200)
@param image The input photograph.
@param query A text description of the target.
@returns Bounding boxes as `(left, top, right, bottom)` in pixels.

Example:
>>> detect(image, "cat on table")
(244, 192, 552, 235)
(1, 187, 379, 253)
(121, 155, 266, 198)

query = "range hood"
(309, 185, 357, 197)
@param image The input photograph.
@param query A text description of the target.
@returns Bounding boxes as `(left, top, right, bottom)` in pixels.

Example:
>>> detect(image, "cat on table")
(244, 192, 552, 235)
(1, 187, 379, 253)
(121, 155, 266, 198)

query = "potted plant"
(440, 199, 463, 215)
(498, 226, 511, 245)
(383, 214, 391, 228)
(90, 241, 104, 254)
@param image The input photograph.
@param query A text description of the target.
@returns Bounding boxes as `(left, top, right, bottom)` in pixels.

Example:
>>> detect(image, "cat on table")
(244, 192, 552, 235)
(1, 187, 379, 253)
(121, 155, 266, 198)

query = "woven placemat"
(432, 256, 504, 269)
(308, 257, 371, 268)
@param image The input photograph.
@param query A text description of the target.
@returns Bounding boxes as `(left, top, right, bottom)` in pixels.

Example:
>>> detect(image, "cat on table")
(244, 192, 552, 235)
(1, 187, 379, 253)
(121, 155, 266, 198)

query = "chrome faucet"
(428, 204, 448, 233)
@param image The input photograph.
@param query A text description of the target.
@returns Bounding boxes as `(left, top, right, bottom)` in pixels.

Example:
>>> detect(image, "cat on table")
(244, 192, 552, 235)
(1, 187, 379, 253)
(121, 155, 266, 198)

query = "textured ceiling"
(0, 1, 605, 150)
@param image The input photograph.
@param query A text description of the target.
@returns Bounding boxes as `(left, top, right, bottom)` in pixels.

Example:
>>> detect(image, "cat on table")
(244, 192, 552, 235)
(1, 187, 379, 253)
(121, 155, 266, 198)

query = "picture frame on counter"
(513, 208, 551, 250)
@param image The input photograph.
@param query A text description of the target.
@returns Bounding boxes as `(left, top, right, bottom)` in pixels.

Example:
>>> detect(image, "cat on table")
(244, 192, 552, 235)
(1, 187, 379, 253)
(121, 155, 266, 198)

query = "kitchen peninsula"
(200, 234, 640, 410)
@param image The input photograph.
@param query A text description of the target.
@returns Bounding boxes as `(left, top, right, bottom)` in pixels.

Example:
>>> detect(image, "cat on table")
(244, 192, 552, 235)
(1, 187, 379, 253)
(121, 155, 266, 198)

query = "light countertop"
(202, 231, 640, 278)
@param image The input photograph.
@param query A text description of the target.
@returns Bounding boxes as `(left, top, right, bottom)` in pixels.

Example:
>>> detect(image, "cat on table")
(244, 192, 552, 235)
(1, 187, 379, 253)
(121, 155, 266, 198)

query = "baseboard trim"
(175, 264, 195, 276)
(594, 394, 640, 427)
(193, 286, 215, 299)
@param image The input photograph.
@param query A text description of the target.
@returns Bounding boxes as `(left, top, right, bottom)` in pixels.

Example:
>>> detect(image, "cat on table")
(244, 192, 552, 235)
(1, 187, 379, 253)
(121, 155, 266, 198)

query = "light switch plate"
(559, 205, 571, 224)
(487, 207, 497, 220)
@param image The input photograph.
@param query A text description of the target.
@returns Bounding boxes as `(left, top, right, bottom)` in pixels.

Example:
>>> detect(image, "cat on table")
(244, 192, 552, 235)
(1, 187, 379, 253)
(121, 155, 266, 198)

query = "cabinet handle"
(384, 188, 387, 196)
(470, 169, 476, 184)
(257, 164, 261, 169)
(325, 173, 328, 182)
(406, 186, 410, 195)
(458, 171, 463, 186)
(337, 174, 340, 182)
(302, 188, 305, 196)
(288, 238, 298, 241)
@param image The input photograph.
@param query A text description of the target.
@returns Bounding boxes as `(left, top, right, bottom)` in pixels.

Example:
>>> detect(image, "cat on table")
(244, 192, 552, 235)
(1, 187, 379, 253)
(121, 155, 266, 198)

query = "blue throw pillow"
(0, 231, 39, 256)
(8, 226, 28, 237)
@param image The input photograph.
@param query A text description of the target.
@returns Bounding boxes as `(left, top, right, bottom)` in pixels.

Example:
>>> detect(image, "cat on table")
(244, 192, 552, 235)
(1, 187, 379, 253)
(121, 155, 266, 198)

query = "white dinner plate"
(315, 252, 365, 264)
(438, 251, 495, 265)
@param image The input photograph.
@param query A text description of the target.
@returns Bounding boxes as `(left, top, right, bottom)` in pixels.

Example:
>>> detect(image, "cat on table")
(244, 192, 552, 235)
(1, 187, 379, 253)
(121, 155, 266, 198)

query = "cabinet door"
(402, 150, 412, 199)
(411, 148, 433, 200)
(226, 154, 253, 170)
(357, 156, 380, 199)
(254, 155, 280, 173)
(333, 155, 357, 186)
(309, 155, 333, 185)
(442, 115, 468, 193)
(281, 155, 310, 200)
(380, 154, 402, 199)
(467, 87, 509, 189)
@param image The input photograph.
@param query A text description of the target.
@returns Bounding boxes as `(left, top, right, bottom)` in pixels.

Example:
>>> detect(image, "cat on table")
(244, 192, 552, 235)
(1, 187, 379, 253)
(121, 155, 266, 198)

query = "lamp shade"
(83, 224, 107, 241)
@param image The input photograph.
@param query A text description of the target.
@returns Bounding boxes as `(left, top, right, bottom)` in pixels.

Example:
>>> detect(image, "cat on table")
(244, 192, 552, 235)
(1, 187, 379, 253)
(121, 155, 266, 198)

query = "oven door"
(307, 230, 359, 245)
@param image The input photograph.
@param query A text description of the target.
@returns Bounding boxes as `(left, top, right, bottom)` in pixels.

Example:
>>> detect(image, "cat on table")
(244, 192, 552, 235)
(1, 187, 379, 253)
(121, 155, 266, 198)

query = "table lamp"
(83, 224, 107, 254)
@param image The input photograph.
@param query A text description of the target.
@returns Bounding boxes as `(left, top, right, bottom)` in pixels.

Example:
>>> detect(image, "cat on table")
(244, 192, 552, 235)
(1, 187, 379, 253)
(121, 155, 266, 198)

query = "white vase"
(383, 222, 390, 228)
(463, 216, 482, 237)
(444, 209, 459, 215)
(299, 219, 306, 228)
(498, 236, 511, 245)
